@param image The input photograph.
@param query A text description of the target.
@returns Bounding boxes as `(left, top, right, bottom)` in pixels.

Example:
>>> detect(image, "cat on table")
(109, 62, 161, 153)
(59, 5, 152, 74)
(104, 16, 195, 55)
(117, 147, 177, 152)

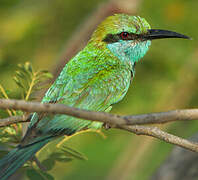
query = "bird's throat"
(106, 40, 151, 64)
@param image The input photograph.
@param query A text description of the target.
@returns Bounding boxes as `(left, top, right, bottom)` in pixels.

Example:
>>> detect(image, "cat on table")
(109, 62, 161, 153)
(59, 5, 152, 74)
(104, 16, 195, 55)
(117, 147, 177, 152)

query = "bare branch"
(118, 125, 198, 152)
(0, 99, 198, 126)
(0, 114, 30, 127)
(0, 99, 198, 153)
(125, 110, 198, 125)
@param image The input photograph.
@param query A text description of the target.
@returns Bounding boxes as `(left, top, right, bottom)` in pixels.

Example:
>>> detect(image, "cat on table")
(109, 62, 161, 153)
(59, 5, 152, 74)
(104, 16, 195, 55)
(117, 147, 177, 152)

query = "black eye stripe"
(103, 34, 120, 43)
(103, 32, 142, 43)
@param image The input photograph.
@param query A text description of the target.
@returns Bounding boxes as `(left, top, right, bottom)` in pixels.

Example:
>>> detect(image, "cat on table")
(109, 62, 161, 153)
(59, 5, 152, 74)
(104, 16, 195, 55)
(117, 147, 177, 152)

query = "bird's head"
(90, 14, 190, 64)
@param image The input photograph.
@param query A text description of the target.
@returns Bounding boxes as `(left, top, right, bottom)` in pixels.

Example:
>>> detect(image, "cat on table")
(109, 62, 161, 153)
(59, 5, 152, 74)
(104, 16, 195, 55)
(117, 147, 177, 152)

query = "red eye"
(120, 32, 129, 40)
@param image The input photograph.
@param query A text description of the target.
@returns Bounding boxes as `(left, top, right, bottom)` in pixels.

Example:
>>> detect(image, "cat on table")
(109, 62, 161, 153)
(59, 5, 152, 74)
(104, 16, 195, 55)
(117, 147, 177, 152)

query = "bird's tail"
(0, 139, 49, 180)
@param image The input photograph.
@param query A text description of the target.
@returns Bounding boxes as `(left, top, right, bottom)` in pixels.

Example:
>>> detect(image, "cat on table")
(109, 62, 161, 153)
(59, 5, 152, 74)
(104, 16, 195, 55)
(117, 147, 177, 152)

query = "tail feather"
(0, 140, 49, 180)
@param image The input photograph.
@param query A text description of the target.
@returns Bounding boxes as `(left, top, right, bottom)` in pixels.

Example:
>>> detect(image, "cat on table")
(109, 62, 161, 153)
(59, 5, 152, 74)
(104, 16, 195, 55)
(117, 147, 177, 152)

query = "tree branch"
(119, 125, 198, 152)
(0, 114, 31, 127)
(150, 133, 198, 180)
(0, 99, 198, 152)
(0, 99, 198, 126)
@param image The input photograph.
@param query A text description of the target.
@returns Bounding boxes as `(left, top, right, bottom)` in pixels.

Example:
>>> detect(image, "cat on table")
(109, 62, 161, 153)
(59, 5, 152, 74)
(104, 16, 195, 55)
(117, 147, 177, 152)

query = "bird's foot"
(103, 123, 111, 130)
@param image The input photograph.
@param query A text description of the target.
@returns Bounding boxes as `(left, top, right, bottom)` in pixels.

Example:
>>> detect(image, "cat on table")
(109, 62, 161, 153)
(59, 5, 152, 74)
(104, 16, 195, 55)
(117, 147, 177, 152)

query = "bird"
(0, 14, 190, 179)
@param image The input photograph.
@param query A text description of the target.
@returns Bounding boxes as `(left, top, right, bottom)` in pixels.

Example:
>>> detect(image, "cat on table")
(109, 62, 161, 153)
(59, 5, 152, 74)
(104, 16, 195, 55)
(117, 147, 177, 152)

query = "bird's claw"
(103, 123, 111, 130)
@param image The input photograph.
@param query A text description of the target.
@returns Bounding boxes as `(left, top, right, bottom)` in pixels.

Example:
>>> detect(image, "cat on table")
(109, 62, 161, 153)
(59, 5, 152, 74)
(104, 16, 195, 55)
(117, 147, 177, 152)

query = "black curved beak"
(144, 29, 191, 40)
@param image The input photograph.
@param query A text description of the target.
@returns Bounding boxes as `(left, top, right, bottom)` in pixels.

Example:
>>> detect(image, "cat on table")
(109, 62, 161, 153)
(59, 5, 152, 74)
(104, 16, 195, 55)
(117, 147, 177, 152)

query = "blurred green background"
(0, 0, 198, 179)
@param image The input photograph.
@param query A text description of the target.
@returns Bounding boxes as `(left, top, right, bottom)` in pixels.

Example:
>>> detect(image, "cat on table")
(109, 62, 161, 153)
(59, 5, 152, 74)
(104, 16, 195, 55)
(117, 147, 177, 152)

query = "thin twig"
(118, 125, 198, 152)
(0, 114, 31, 127)
(31, 156, 47, 172)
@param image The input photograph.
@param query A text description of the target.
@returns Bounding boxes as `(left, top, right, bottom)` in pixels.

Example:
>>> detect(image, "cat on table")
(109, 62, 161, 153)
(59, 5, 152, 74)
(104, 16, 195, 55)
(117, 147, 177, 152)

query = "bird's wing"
(29, 50, 131, 137)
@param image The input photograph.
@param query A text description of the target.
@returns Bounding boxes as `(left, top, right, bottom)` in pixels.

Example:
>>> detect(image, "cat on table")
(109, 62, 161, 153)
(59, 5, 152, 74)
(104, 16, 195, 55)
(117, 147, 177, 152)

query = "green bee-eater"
(0, 14, 189, 179)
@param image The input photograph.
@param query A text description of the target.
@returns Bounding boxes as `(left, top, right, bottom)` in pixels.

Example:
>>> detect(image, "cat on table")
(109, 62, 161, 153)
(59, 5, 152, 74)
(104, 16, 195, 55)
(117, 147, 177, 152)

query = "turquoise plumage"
(0, 14, 189, 179)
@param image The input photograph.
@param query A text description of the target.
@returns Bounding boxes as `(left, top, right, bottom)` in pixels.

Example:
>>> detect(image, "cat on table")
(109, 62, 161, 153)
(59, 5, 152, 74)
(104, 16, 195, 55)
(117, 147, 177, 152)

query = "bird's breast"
(94, 64, 132, 105)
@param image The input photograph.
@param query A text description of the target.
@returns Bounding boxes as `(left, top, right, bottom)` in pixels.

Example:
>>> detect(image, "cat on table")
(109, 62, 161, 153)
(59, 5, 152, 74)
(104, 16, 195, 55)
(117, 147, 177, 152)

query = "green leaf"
(13, 77, 25, 89)
(0, 84, 9, 99)
(26, 169, 54, 180)
(41, 158, 55, 171)
(61, 146, 88, 161)
(37, 137, 64, 162)
(41, 151, 73, 171)
(25, 62, 33, 73)
(13, 62, 53, 100)
(51, 152, 73, 162)
(15, 71, 26, 79)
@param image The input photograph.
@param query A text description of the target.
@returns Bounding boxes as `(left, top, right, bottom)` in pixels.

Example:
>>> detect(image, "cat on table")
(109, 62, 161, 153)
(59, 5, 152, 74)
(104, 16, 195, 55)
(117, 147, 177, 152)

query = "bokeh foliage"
(0, 0, 198, 179)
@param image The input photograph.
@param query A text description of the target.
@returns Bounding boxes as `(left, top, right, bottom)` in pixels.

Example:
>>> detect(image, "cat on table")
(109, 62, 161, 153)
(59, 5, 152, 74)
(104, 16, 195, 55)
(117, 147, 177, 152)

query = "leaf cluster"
(13, 62, 53, 101)
(0, 62, 53, 146)
(22, 136, 88, 180)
